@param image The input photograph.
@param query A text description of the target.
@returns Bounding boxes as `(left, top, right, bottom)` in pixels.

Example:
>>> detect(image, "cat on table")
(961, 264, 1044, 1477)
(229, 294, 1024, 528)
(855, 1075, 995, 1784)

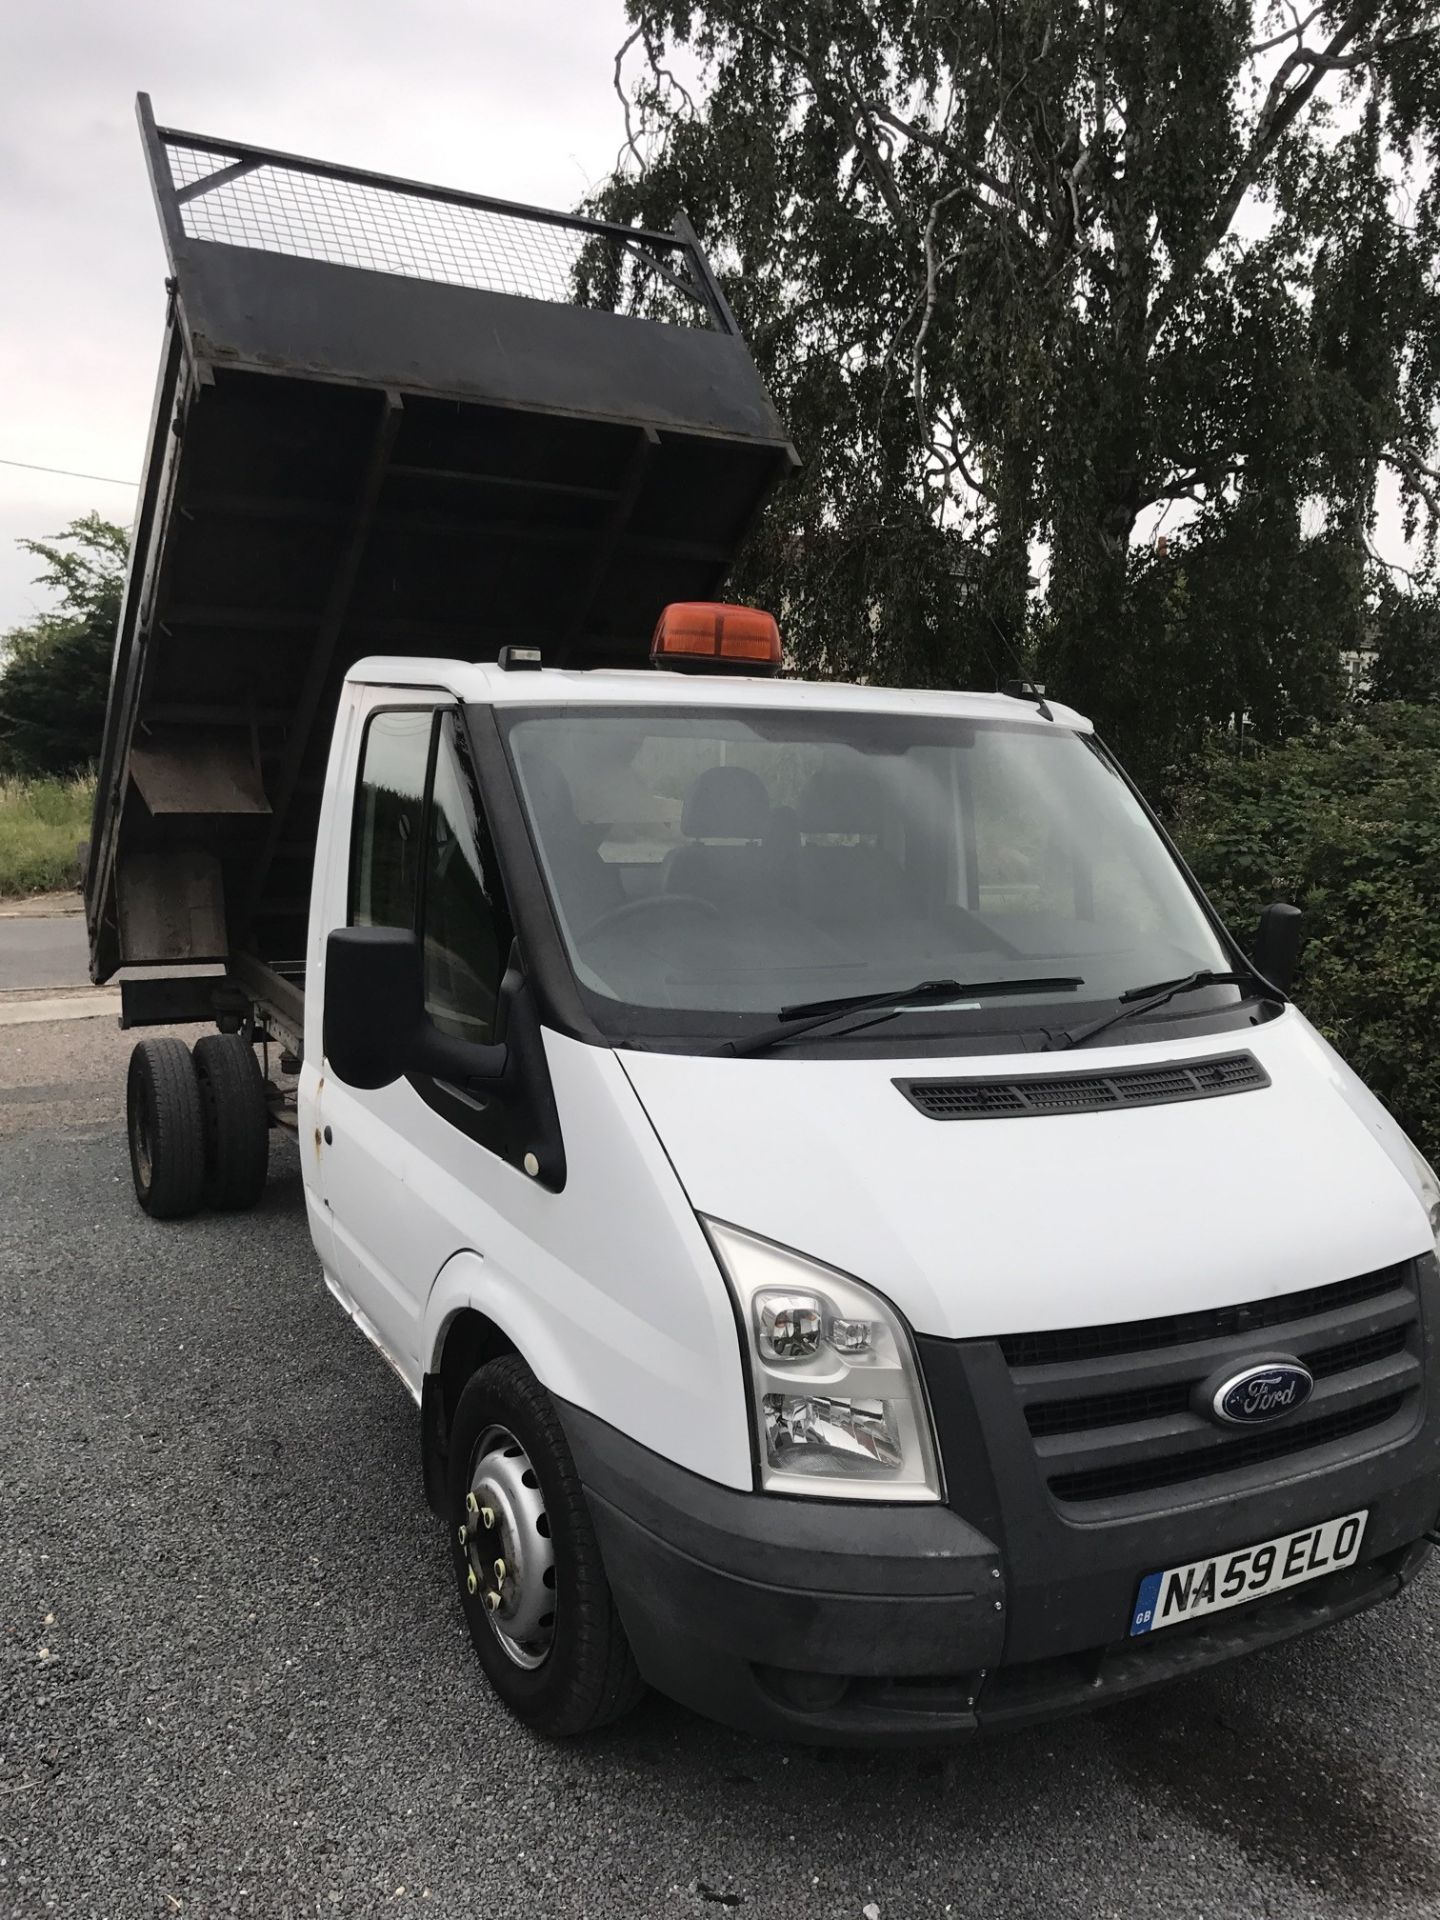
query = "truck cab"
(302, 632, 1440, 1742)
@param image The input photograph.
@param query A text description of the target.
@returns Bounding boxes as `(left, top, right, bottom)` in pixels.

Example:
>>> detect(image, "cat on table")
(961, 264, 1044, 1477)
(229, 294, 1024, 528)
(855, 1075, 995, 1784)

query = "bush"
(0, 514, 126, 779)
(1170, 704, 1440, 1167)
(0, 616, 115, 779)
(0, 774, 95, 896)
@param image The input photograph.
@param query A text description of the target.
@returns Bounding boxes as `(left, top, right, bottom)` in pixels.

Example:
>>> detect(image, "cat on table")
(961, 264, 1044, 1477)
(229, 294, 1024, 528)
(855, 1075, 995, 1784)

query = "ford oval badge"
(1211, 1360, 1314, 1427)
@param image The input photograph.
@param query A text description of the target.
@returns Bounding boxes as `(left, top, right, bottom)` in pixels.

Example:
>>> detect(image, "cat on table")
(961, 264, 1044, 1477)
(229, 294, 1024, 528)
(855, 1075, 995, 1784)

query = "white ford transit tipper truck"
(89, 102, 1440, 1744)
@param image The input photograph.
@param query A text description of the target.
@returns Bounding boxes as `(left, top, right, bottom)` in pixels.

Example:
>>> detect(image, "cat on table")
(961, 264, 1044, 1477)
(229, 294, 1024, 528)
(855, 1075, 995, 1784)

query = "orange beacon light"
(650, 602, 782, 673)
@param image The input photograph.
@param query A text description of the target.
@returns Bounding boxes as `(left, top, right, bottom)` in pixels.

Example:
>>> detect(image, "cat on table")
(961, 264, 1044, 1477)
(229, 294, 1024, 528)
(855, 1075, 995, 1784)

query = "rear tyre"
(448, 1355, 644, 1738)
(126, 1038, 206, 1220)
(192, 1033, 271, 1210)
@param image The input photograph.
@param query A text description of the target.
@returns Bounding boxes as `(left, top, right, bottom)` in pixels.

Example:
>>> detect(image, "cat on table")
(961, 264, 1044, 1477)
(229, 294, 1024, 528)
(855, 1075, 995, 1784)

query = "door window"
(421, 716, 510, 1043)
(349, 706, 512, 1048)
(350, 710, 432, 929)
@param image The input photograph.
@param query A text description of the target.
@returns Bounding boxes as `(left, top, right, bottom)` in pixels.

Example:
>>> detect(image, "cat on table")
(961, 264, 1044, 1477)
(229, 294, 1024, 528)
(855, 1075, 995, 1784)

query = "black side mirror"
(324, 927, 507, 1091)
(1252, 902, 1304, 993)
(324, 926, 422, 1089)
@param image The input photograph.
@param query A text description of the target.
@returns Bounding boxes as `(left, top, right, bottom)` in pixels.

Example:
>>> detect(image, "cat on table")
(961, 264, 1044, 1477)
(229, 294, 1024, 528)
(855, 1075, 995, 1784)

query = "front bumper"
(557, 1396, 1438, 1747)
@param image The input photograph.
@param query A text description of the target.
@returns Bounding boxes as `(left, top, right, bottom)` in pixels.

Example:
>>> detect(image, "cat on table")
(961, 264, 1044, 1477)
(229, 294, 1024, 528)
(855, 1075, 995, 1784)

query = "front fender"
(423, 1246, 593, 1410)
(412, 1031, 754, 1491)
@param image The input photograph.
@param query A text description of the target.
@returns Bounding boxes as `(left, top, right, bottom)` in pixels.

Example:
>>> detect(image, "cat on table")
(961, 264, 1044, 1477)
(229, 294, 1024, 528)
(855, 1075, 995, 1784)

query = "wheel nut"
(481, 1506, 496, 1529)
(484, 1590, 501, 1612)
(465, 1492, 479, 1519)
(466, 1568, 478, 1596)
(457, 1524, 468, 1546)
(493, 1558, 506, 1583)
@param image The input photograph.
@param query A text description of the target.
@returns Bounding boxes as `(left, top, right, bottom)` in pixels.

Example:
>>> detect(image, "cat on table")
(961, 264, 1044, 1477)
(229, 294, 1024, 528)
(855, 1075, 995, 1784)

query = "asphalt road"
(4, 1016, 1440, 1919)
(0, 910, 88, 992)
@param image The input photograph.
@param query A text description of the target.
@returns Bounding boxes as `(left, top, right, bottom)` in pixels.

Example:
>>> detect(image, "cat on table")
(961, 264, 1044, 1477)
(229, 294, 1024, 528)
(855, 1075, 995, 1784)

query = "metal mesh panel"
(169, 144, 236, 178)
(163, 142, 714, 327)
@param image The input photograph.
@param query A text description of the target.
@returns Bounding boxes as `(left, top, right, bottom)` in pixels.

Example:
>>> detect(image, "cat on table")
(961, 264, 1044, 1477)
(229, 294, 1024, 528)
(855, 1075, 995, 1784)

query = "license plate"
(1129, 1509, 1368, 1636)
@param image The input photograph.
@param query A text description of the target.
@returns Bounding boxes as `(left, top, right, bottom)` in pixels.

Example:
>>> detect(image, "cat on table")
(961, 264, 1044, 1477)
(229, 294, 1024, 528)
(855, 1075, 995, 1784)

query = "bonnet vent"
(896, 1051, 1269, 1121)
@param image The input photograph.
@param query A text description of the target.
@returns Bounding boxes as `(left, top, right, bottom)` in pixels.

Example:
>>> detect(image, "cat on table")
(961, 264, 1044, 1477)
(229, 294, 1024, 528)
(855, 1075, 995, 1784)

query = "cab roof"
(342, 657, 1093, 732)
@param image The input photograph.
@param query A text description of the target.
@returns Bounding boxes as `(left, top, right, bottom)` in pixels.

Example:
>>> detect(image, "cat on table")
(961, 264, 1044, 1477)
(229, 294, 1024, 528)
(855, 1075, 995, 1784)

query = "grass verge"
(0, 774, 94, 896)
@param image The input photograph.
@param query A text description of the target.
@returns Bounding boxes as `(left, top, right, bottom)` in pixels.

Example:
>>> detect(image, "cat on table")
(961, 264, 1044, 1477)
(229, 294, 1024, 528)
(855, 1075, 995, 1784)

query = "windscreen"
(500, 706, 1231, 1043)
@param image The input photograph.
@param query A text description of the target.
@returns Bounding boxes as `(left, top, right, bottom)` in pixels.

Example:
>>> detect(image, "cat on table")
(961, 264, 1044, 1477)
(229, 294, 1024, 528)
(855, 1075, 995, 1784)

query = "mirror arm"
(410, 1027, 510, 1091)
(407, 968, 566, 1191)
(323, 929, 566, 1189)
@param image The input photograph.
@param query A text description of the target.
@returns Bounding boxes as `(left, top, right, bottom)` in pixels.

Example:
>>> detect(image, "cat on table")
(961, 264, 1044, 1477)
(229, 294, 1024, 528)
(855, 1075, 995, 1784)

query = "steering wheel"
(584, 892, 721, 935)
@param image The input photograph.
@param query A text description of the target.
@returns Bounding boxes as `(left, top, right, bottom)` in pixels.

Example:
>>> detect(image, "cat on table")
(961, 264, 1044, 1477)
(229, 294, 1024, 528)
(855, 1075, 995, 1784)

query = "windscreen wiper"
(723, 975, 1085, 1059)
(1054, 969, 1272, 1051)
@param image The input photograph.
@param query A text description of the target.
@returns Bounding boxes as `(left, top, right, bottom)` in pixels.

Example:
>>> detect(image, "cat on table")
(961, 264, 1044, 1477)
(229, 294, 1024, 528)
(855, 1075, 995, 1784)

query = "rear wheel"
(448, 1356, 643, 1737)
(126, 1038, 205, 1219)
(192, 1033, 271, 1210)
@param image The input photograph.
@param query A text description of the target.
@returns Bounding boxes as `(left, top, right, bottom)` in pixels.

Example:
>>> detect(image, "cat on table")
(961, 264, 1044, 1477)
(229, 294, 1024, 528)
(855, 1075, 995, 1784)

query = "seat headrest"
(681, 765, 771, 839)
(517, 753, 579, 825)
(798, 767, 883, 836)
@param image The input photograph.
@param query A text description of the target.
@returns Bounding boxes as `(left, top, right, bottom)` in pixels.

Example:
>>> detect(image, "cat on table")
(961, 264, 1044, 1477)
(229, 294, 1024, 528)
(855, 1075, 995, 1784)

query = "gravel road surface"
(4, 1016, 1440, 1920)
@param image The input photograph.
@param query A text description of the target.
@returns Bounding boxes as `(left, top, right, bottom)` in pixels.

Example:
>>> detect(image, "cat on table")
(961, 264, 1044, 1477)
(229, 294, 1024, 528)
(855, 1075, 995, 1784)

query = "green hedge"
(1171, 704, 1440, 1167)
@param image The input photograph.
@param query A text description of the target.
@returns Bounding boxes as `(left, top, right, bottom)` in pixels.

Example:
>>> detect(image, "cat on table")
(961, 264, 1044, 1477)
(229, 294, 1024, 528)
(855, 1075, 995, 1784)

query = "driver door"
(319, 695, 514, 1381)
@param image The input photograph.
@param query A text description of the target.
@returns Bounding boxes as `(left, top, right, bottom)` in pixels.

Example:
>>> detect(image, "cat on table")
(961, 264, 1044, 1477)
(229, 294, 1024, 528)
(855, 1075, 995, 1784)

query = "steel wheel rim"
(462, 1424, 556, 1670)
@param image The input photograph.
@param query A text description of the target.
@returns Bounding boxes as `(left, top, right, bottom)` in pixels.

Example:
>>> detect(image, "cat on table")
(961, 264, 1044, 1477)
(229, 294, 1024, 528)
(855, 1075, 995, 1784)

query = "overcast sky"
(0, 0, 643, 635)
(0, 2, 1417, 641)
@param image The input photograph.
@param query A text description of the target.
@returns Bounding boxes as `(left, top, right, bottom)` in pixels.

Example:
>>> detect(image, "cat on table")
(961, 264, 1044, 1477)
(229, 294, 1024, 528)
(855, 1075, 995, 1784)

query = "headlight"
(704, 1218, 942, 1502)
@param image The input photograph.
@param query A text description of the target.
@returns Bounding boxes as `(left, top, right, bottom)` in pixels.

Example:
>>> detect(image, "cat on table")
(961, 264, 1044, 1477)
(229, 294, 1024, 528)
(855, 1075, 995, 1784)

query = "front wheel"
(448, 1356, 643, 1737)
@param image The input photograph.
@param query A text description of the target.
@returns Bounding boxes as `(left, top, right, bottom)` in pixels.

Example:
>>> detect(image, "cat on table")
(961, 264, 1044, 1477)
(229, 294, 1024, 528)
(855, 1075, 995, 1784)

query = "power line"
(0, 456, 138, 488)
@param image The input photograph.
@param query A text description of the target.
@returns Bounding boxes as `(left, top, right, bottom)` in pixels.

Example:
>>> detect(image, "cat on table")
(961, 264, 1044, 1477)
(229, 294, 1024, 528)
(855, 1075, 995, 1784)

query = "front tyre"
(448, 1356, 643, 1737)
(126, 1038, 205, 1219)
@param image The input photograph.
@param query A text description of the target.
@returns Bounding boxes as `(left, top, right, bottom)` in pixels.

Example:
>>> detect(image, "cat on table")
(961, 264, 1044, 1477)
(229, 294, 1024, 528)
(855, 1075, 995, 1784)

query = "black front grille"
(1025, 1324, 1410, 1437)
(1050, 1398, 1406, 1503)
(1003, 1261, 1424, 1511)
(897, 1051, 1268, 1122)
(1000, 1265, 1405, 1369)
